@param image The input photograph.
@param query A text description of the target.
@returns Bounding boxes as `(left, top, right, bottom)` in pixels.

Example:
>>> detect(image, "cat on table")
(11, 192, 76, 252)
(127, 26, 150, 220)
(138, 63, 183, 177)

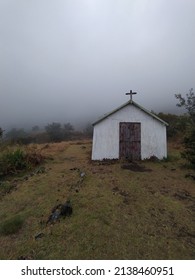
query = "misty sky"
(0, 0, 195, 129)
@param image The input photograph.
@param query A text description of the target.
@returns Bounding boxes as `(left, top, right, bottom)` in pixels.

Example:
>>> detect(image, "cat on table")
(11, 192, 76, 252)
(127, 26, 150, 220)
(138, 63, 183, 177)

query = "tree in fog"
(175, 88, 195, 166)
(5, 128, 27, 141)
(0, 127, 3, 139)
(157, 112, 190, 138)
(84, 123, 93, 138)
(45, 122, 63, 142)
(175, 88, 195, 124)
(63, 122, 74, 140)
(32, 125, 40, 132)
(45, 122, 75, 142)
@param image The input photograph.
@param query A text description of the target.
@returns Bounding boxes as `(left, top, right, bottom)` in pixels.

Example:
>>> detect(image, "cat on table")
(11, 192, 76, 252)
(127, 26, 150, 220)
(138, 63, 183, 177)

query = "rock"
(60, 200, 73, 217)
(185, 173, 195, 180)
(18, 255, 33, 260)
(46, 201, 73, 225)
(80, 172, 86, 178)
(70, 167, 79, 171)
(46, 209, 61, 225)
(35, 232, 45, 240)
(112, 186, 119, 194)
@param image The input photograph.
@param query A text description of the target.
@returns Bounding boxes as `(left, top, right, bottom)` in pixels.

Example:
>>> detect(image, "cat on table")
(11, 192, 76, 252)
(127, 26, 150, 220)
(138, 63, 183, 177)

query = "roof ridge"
(93, 100, 169, 126)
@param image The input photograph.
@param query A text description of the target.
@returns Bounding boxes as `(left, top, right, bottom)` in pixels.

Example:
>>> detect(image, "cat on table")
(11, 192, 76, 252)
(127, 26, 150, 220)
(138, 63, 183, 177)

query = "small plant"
(0, 215, 24, 235)
(5, 149, 26, 169)
(0, 149, 27, 176)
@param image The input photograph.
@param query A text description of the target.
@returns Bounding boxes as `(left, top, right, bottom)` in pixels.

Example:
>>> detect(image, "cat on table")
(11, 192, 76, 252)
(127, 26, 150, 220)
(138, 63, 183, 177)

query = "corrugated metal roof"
(93, 100, 169, 126)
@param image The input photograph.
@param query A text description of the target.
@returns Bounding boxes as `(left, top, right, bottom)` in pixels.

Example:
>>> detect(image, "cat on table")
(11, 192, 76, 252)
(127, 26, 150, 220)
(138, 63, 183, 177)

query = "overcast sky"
(0, 0, 195, 129)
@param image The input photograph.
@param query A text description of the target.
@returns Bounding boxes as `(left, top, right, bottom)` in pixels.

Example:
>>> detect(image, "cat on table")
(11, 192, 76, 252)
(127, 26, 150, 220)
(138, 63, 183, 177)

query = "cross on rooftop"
(125, 90, 137, 101)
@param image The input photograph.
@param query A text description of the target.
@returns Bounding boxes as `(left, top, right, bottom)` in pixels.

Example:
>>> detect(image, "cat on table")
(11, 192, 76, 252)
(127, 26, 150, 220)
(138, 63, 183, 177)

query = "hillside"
(0, 140, 195, 260)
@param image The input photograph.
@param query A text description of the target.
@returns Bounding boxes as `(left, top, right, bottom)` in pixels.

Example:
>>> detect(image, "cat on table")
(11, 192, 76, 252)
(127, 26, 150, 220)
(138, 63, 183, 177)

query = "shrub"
(175, 88, 195, 167)
(5, 149, 26, 169)
(0, 149, 27, 176)
(25, 151, 44, 166)
(0, 148, 44, 178)
(45, 122, 63, 142)
(182, 128, 195, 167)
(0, 216, 24, 235)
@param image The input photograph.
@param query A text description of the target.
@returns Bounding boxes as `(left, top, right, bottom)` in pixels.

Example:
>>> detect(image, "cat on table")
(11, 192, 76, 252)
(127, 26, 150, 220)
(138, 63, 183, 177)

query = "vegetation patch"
(0, 148, 44, 178)
(0, 215, 24, 236)
(0, 181, 17, 198)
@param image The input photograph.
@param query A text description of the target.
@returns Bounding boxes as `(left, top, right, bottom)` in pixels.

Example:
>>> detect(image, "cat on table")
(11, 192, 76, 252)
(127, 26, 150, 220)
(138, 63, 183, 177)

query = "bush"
(157, 112, 190, 138)
(5, 128, 27, 142)
(0, 148, 44, 178)
(0, 149, 26, 176)
(45, 122, 63, 142)
(182, 128, 195, 167)
(45, 122, 75, 142)
(5, 149, 26, 168)
(0, 216, 24, 235)
(175, 88, 195, 167)
(25, 151, 44, 166)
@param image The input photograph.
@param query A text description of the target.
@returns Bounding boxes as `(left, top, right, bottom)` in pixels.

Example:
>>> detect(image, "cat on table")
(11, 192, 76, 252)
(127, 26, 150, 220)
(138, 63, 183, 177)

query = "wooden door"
(119, 122, 141, 160)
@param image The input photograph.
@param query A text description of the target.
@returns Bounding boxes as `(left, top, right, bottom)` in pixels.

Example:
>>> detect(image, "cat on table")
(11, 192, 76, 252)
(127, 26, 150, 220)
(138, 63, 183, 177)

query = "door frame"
(119, 122, 141, 160)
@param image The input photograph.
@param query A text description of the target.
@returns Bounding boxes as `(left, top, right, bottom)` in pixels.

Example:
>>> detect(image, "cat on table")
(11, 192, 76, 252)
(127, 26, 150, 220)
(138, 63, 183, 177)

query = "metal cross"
(125, 90, 137, 101)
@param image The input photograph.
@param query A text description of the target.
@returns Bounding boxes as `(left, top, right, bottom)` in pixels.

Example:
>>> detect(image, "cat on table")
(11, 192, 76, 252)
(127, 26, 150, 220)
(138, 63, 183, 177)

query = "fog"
(0, 0, 195, 130)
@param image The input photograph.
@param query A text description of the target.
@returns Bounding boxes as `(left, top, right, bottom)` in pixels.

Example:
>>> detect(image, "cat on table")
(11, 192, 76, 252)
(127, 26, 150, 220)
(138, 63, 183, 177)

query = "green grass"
(0, 215, 24, 236)
(0, 146, 44, 178)
(0, 140, 195, 259)
(0, 181, 16, 198)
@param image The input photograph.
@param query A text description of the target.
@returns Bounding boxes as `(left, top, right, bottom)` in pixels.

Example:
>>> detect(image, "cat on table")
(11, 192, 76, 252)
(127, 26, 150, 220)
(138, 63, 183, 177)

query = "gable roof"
(93, 100, 169, 126)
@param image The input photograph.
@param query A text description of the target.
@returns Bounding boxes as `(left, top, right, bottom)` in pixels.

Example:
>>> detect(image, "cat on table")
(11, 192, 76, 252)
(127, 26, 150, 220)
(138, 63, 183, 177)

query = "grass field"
(0, 140, 195, 260)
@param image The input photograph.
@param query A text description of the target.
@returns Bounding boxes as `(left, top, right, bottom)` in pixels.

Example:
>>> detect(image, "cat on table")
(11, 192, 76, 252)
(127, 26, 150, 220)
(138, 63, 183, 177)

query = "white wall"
(92, 104, 167, 160)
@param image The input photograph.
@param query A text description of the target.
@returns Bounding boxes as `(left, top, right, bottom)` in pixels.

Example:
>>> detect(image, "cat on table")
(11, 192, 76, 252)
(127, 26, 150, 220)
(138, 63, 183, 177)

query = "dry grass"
(0, 139, 195, 260)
